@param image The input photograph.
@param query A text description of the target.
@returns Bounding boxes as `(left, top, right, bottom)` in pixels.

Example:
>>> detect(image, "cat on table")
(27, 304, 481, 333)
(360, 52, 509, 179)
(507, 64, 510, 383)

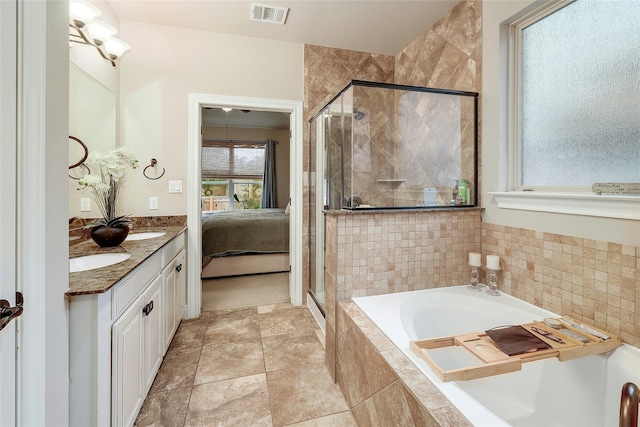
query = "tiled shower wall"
(303, 47, 396, 300)
(328, 210, 483, 300)
(303, 0, 481, 297)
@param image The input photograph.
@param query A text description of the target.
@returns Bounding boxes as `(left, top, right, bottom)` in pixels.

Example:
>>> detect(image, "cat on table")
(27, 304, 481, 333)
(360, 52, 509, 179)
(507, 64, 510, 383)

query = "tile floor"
(135, 301, 357, 426)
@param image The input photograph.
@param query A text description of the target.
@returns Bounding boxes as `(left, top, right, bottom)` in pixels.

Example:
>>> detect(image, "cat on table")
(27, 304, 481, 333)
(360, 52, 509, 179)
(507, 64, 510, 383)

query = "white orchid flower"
(77, 147, 138, 226)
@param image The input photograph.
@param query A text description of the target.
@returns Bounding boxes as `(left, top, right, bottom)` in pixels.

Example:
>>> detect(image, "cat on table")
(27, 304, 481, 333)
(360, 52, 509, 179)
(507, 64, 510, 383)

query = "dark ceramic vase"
(90, 225, 130, 247)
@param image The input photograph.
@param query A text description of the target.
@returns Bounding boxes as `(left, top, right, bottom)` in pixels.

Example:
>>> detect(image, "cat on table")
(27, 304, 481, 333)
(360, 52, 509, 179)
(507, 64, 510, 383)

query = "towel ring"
(68, 163, 91, 180)
(69, 135, 88, 169)
(143, 158, 165, 180)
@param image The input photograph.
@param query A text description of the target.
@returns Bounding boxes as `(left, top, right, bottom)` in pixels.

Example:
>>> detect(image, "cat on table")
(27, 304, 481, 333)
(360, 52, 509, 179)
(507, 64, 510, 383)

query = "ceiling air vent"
(250, 2, 289, 25)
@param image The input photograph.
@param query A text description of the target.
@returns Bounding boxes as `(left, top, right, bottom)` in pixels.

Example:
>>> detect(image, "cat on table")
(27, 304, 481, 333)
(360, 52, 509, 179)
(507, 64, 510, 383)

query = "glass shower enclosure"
(308, 80, 479, 314)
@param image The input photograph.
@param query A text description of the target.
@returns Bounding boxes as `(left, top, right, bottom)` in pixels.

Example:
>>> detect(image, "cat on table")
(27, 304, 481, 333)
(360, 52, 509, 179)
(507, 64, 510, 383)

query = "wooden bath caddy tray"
(409, 318, 621, 382)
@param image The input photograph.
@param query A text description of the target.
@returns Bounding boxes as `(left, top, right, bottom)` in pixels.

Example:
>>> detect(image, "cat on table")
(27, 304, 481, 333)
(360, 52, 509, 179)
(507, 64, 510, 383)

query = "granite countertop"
(67, 225, 187, 296)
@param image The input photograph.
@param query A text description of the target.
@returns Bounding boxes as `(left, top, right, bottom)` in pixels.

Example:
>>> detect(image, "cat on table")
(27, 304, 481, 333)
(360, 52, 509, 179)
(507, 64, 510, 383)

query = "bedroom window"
(514, 0, 639, 189)
(202, 179, 262, 211)
(201, 141, 265, 211)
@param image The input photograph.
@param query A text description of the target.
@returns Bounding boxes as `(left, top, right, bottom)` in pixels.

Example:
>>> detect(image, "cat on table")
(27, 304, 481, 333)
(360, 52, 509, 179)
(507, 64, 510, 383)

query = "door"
(0, 0, 18, 423)
(162, 260, 177, 349)
(113, 295, 145, 427)
(174, 250, 186, 323)
(143, 275, 163, 393)
(1, 1, 69, 424)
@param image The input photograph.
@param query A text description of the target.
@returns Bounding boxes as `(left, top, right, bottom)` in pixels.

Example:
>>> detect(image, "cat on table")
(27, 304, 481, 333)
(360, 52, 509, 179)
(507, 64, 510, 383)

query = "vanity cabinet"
(69, 230, 186, 427)
(112, 274, 163, 427)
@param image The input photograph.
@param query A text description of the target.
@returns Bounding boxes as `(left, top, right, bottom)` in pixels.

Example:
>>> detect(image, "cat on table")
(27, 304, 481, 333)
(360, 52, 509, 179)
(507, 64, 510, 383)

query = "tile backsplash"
(484, 223, 639, 347)
(325, 210, 640, 350)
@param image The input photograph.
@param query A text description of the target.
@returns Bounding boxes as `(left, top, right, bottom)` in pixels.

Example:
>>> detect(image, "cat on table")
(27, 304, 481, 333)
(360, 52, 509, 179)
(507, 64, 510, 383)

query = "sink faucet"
(620, 382, 639, 427)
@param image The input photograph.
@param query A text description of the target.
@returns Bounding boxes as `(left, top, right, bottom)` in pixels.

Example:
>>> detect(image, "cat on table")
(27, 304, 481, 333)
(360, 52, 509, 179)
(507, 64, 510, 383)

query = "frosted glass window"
(519, 0, 640, 187)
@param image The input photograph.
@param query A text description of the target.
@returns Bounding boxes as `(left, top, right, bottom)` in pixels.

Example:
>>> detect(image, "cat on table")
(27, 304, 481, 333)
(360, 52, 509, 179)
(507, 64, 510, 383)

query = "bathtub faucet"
(620, 382, 639, 427)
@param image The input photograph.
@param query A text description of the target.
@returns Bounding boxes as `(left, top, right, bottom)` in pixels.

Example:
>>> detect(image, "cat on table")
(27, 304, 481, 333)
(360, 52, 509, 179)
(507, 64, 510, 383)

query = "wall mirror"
(68, 62, 117, 218)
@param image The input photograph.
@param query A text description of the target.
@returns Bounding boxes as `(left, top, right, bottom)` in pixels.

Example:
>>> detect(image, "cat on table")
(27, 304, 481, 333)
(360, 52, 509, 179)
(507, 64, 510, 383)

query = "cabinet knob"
(176, 264, 182, 272)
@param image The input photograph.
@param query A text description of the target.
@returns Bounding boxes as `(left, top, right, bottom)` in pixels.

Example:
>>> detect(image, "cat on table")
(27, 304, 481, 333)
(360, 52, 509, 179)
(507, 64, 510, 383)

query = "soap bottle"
(456, 179, 469, 205)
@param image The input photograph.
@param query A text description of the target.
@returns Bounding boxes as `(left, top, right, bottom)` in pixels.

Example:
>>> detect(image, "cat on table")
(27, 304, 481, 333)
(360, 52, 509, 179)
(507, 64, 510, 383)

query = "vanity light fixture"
(69, 0, 130, 67)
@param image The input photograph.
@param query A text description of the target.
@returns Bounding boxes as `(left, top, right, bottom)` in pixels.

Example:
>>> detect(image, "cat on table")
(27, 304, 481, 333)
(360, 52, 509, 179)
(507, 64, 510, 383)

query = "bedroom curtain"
(261, 140, 277, 208)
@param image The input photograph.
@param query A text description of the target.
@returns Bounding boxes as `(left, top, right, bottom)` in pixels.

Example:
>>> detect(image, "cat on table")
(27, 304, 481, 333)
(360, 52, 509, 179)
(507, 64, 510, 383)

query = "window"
(515, 0, 639, 189)
(491, 0, 640, 220)
(201, 142, 265, 211)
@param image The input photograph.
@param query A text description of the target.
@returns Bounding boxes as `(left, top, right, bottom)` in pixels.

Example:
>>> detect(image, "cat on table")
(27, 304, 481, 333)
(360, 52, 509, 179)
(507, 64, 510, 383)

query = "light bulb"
(104, 37, 131, 60)
(69, 0, 101, 28)
(87, 20, 117, 45)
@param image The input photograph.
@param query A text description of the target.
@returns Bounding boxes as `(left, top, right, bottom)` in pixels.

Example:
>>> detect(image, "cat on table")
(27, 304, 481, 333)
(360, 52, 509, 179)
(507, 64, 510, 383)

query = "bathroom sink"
(125, 231, 166, 241)
(69, 253, 132, 273)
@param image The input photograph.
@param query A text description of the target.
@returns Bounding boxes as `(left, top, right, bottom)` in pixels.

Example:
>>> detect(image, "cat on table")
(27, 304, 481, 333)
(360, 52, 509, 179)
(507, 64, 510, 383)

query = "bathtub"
(352, 286, 640, 427)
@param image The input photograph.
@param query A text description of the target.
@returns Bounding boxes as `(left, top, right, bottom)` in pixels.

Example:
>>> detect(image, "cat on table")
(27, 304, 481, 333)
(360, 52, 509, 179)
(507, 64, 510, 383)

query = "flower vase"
(90, 225, 130, 247)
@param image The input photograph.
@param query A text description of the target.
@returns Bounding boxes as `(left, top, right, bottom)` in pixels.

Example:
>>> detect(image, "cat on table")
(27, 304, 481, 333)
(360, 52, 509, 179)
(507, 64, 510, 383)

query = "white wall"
(117, 22, 304, 216)
(481, 0, 640, 246)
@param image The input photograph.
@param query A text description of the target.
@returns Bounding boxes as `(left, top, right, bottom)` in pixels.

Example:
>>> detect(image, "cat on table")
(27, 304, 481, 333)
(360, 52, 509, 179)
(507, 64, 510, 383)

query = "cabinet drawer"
(162, 232, 185, 266)
(112, 251, 162, 320)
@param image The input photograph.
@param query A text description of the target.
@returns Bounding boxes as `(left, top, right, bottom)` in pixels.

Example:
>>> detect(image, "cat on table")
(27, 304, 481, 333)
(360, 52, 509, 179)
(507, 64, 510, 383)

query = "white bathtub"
(353, 286, 640, 427)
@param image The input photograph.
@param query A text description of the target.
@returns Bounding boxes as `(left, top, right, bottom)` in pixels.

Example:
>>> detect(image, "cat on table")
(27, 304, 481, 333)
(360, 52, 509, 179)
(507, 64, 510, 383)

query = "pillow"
(285, 201, 290, 215)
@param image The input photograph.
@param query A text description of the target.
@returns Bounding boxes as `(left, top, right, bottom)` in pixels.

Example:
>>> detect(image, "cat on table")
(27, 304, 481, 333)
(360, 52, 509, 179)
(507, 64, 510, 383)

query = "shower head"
(353, 108, 365, 121)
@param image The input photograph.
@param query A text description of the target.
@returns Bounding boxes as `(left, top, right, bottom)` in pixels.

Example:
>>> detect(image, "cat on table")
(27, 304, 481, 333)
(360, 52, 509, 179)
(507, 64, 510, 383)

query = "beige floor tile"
(168, 319, 208, 351)
(203, 310, 261, 345)
(259, 307, 317, 338)
(141, 279, 354, 427)
(257, 302, 294, 314)
(184, 374, 272, 427)
(284, 410, 358, 427)
(194, 339, 265, 385)
(134, 386, 191, 427)
(149, 347, 201, 394)
(262, 332, 324, 372)
(267, 362, 349, 426)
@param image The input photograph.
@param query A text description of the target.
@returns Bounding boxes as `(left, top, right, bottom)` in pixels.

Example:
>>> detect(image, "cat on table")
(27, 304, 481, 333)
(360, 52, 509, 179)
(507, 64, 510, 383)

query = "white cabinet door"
(174, 250, 186, 325)
(112, 297, 144, 427)
(143, 275, 164, 393)
(162, 260, 177, 350)
(162, 249, 186, 351)
(113, 274, 163, 427)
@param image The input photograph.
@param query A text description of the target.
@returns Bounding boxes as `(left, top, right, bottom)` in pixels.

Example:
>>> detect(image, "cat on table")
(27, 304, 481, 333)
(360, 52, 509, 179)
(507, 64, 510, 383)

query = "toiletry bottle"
(458, 180, 467, 205)
(455, 179, 469, 205)
(451, 186, 459, 206)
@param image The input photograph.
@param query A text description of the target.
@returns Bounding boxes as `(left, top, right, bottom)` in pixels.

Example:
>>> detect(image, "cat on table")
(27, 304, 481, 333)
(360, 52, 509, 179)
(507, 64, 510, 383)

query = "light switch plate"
(80, 198, 91, 212)
(149, 196, 158, 210)
(168, 180, 183, 193)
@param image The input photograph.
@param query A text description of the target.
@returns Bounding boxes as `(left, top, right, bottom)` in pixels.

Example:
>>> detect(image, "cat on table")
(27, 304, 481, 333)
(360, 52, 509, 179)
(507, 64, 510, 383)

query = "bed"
(201, 208, 290, 278)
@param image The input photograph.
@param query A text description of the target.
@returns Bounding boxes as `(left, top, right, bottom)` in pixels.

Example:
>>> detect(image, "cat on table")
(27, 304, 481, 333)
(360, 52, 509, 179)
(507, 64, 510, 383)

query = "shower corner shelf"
(377, 179, 405, 183)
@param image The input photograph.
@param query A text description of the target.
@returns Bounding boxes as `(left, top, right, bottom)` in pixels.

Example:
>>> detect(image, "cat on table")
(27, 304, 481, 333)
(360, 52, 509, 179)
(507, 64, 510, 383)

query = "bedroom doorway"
(187, 94, 304, 319)
(200, 107, 291, 310)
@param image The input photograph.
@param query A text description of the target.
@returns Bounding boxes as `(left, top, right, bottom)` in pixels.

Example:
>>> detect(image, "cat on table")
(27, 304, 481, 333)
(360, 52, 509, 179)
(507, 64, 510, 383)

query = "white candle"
(469, 252, 482, 267)
(486, 255, 501, 270)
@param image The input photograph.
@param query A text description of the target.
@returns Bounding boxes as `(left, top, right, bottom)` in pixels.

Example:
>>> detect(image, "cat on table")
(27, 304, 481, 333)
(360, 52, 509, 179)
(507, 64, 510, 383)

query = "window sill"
(489, 191, 640, 220)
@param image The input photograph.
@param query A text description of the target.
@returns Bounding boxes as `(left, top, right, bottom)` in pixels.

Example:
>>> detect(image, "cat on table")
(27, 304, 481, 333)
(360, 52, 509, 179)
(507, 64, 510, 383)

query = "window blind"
(201, 142, 265, 179)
